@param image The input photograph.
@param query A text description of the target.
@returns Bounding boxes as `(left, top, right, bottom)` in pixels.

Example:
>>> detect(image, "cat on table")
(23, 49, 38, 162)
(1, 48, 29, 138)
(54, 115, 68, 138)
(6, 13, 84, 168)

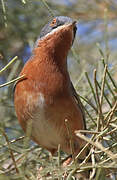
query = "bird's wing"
(71, 82, 86, 129)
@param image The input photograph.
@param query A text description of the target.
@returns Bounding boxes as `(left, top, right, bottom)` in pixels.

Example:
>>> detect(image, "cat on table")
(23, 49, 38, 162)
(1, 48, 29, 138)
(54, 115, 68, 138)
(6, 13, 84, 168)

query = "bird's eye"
(50, 18, 57, 27)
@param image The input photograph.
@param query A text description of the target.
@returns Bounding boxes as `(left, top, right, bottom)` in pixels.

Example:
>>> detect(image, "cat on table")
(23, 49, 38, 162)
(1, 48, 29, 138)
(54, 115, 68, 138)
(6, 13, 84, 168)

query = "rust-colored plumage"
(14, 16, 86, 156)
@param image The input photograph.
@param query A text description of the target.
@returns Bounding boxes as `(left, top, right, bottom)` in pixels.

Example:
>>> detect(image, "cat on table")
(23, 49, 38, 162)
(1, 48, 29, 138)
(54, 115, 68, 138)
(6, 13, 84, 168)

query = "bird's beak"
(71, 21, 77, 44)
(72, 21, 77, 27)
(72, 21, 77, 32)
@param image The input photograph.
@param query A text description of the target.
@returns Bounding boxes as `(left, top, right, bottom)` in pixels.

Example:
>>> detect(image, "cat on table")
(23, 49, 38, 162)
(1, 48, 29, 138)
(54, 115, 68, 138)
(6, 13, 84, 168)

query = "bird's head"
(35, 16, 77, 54)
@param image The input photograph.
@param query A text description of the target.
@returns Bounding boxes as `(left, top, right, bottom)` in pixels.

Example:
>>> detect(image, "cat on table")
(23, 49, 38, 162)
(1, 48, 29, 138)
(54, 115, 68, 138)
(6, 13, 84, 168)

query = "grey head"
(39, 16, 77, 40)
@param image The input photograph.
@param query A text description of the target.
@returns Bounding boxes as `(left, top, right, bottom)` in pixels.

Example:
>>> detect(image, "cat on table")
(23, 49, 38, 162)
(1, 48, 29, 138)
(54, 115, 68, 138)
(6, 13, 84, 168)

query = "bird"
(14, 16, 86, 158)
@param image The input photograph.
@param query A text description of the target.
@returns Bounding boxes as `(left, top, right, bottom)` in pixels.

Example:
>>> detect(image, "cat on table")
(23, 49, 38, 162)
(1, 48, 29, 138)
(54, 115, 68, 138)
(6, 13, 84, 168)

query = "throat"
(33, 42, 68, 73)
(32, 41, 71, 95)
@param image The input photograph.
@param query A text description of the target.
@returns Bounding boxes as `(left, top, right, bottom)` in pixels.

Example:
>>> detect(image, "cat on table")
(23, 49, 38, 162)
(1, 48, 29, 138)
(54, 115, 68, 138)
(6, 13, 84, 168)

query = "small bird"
(14, 16, 86, 157)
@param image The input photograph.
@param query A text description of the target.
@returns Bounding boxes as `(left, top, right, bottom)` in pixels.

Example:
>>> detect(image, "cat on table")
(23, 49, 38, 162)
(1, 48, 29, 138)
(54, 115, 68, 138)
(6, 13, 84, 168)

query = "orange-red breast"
(14, 16, 86, 156)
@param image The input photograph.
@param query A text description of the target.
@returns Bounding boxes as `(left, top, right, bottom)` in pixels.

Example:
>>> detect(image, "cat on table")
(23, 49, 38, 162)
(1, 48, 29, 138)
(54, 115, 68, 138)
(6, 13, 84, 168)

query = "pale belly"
(31, 110, 64, 151)
(18, 93, 84, 154)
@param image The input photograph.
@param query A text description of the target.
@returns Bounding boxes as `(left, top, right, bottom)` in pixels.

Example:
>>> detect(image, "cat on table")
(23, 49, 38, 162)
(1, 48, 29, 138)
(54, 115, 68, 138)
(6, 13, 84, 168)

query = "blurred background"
(1, 0, 117, 136)
(0, 0, 117, 178)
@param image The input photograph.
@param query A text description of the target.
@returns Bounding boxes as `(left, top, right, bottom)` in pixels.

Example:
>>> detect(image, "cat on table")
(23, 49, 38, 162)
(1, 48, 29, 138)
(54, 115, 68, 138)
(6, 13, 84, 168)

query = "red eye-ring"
(50, 18, 57, 27)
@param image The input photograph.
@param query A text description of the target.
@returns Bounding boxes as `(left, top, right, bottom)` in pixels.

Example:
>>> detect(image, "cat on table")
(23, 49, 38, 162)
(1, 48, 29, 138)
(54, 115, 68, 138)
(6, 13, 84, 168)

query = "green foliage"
(0, 0, 117, 179)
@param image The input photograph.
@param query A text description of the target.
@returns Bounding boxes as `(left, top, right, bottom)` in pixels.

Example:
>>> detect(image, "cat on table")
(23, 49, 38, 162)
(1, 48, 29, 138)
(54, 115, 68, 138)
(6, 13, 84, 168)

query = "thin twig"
(85, 72, 98, 106)
(77, 130, 100, 135)
(41, 0, 54, 17)
(79, 95, 98, 113)
(96, 79, 112, 108)
(104, 100, 117, 129)
(57, 144, 61, 167)
(94, 69, 102, 131)
(4, 136, 25, 147)
(0, 56, 18, 74)
(100, 65, 107, 109)
(65, 119, 76, 164)
(0, 75, 25, 88)
(1, 0, 7, 27)
(1, 130, 19, 173)
(101, 57, 117, 89)
(90, 148, 96, 179)
(76, 132, 117, 161)
(84, 106, 97, 126)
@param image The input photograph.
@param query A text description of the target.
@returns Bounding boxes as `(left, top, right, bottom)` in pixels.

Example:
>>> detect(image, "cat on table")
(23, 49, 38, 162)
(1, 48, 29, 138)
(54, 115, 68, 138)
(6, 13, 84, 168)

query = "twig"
(90, 148, 96, 179)
(100, 65, 107, 109)
(66, 168, 77, 180)
(57, 144, 61, 167)
(41, 0, 54, 17)
(101, 57, 117, 89)
(84, 106, 97, 126)
(79, 95, 98, 113)
(1, 0, 7, 27)
(1, 129, 19, 174)
(94, 69, 103, 131)
(75, 135, 95, 166)
(0, 75, 25, 88)
(104, 100, 117, 129)
(0, 56, 18, 74)
(65, 119, 75, 164)
(96, 80, 112, 108)
(76, 132, 117, 161)
(85, 72, 98, 107)
(77, 130, 100, 135)
(4, 136, 25, 147)
(106, 126, 117, 136)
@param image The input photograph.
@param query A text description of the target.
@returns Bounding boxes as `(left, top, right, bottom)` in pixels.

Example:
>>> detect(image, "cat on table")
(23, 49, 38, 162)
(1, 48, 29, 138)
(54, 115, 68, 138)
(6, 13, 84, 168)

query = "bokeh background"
(1, 0, 117, 137)
(0, 0, 117, 179)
